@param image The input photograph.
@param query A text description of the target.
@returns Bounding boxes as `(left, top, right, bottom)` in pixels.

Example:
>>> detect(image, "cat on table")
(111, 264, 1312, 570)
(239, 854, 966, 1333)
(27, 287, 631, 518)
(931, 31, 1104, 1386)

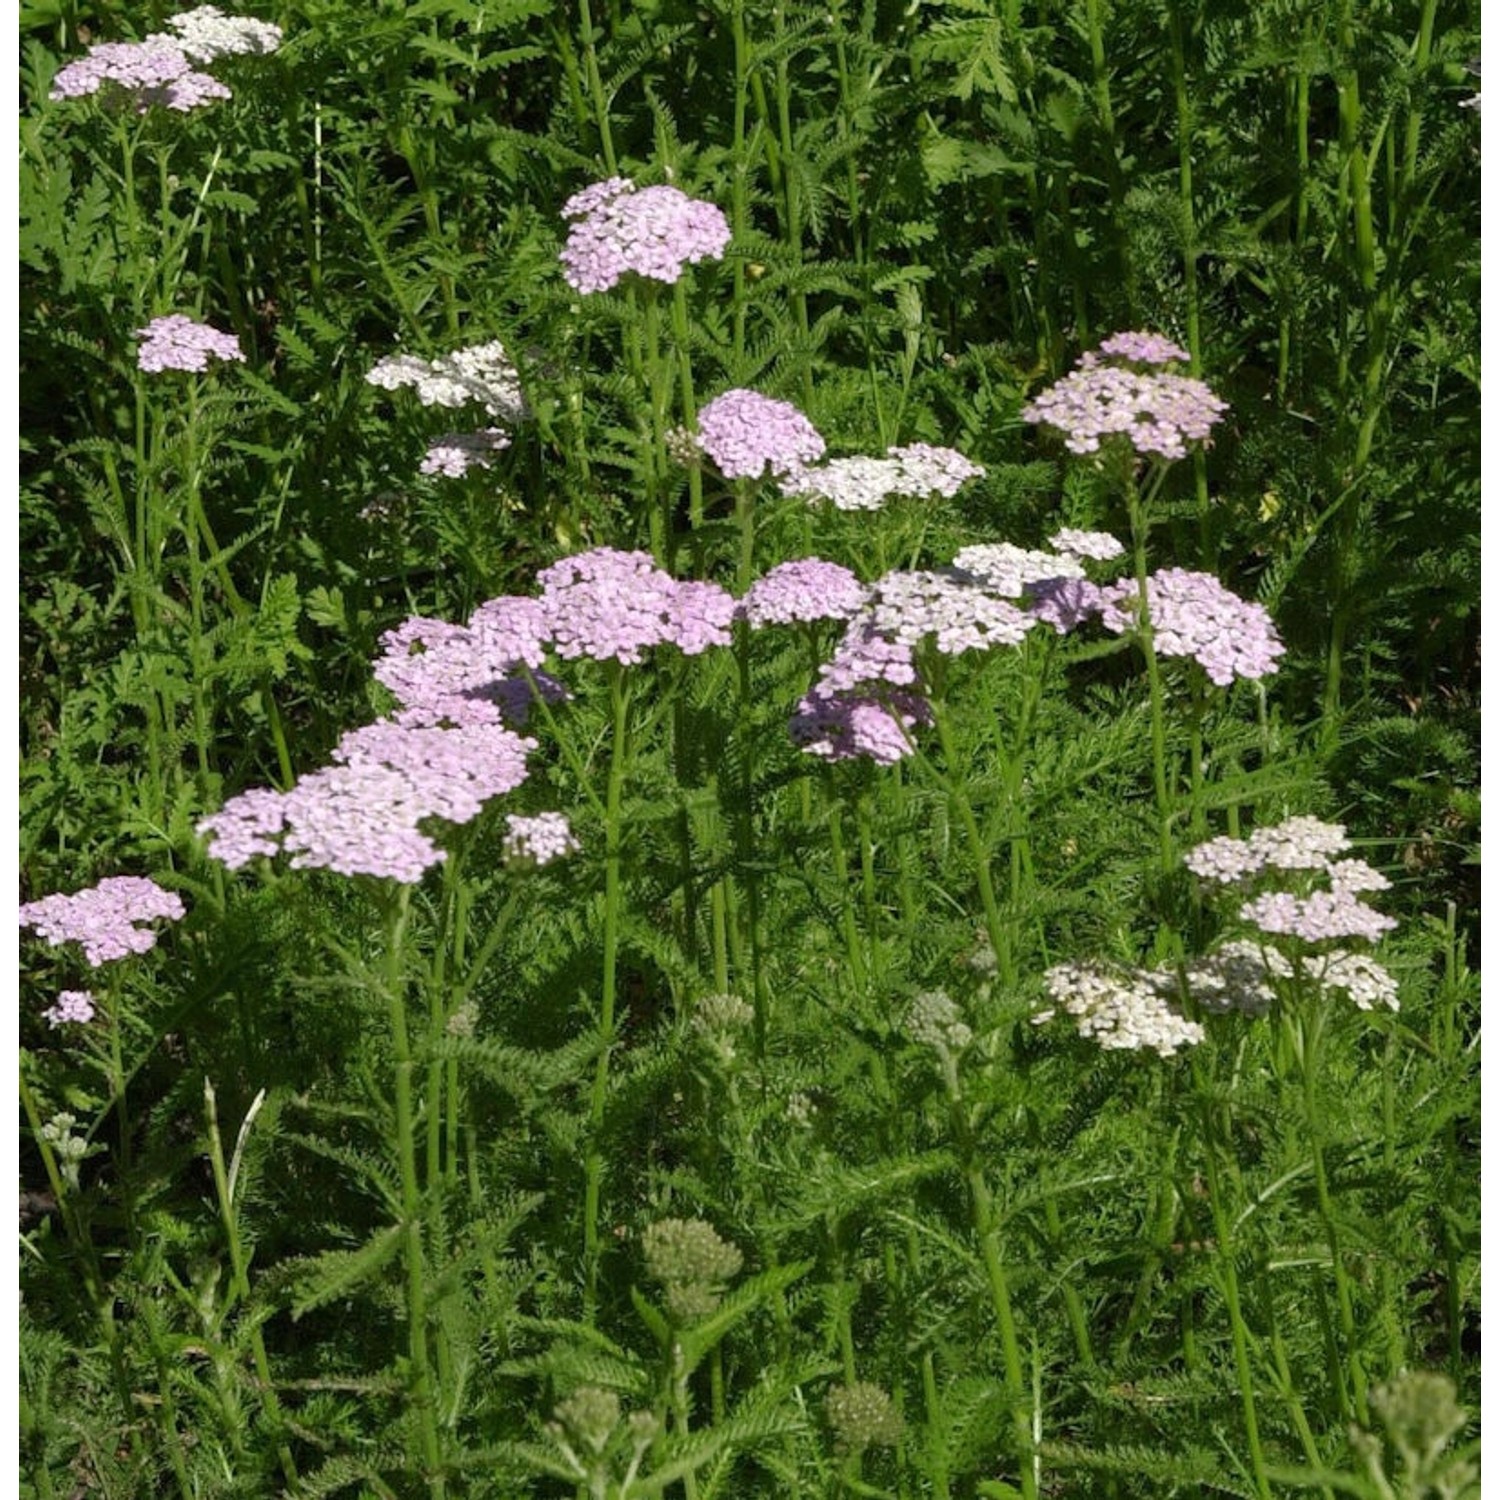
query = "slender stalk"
(1126, 467, 1175, 870)
(577, 0, 618, 173)
(730, 0, 751, 364)
(583, 664, 632, 1318)
(381, 888, 445, 1497)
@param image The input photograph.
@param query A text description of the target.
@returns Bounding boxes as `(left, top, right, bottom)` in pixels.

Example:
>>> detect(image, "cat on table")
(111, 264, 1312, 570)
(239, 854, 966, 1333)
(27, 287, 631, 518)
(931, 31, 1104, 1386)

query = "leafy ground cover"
(18, 1, 1479, 1496)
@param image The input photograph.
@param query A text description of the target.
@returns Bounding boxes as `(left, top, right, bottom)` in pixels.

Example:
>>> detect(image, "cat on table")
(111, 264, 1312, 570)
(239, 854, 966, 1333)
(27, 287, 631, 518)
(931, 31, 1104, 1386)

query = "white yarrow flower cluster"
(367, 340, 529, 424)
(865, 570, 1036, 655)
(782, 444, 984, 511)
(1041, 962, 1205, 1057)
(166, 6, 282, 61)
(951, 543, 1086, 597)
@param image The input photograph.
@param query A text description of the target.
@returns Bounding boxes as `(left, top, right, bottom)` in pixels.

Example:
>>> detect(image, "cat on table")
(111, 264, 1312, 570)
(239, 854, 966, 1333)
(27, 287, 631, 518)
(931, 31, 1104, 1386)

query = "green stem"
(584, 665, 632, 1318)
(382, 889, 445, 1497)
(1127, 470, 1175, 871)
(577, 0, 618, 173)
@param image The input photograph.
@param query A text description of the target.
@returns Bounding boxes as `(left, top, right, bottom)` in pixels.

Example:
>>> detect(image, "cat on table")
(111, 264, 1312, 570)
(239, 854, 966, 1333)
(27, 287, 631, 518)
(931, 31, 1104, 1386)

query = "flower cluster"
(951, 543, 1085, 597)
(166, 6, 282, 61)
(693, 389, 826, 480)
(502, 812, 579, 868)
(640, 1218, 743, 1322)
(1039, 961, 1206, 1057)
(1021, 336, 1228, 460)
(864, 569, 1036, 656)
(1097, 568, 1285, 685)
(136, 314, 244, 374)
(44, 990, 99, 1028)
(739, 559, 868, 628)
(538, 548, 735, 664)
(1183, 817, 1399, 1007)
(790, 689, 930, 766)
(20, 876, 187, 967)
(559, 177, 731, 293)
(905, 989, 973, 1056)
(1049, 528, 1124, 561)
(781, 443, 984, 510)
(49, 8, 278, 112)
(420, 428, 511, 478)
(366, 340, 528, 424)
(826, 1383, 904, 1456)
(198, 721, 536, 883)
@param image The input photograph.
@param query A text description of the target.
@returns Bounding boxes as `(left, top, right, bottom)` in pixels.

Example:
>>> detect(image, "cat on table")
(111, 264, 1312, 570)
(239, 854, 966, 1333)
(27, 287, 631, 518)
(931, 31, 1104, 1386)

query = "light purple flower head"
(44, 990, 98, 1028)
(420, 428, 512, 477)
(790, 689, 930, 766)
(1097, 568, 1284, 685)
(1022, 339, 1228, 461)
(136, 314, 244, 373)
(1096, 331, 1191, 367)
(20, 877, 187, 967)
(536, 548, 734, 664)
(864, 570, 1035, 656)
(560, 178, 732, 293)
(694, 390, 826, 481)
(49, 31, 234, 111)
(740, 559, 868, 628)
(1240, 890, 1397, 945)
(199, 720, 537, 883)
(502, 812, 580, 869)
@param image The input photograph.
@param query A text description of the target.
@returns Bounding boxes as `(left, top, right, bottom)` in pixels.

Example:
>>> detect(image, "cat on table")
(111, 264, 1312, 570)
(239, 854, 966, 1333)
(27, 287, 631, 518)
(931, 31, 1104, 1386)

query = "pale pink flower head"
(136, 314, 244, 373)
(502, 812, 580, 869)
(790, 689, 930, 766)
(740, 559, 868, 628)
(560, 177, 732, 293)
(20, 877, 187, 967)
(420, 428, 511, 477)
(781, 443, 984, 510)
(1022, 338, 1228, 461)
(1049, 528, 1125, 561)
(44, 990, 98, 1028)
(694, 389, 826, 480)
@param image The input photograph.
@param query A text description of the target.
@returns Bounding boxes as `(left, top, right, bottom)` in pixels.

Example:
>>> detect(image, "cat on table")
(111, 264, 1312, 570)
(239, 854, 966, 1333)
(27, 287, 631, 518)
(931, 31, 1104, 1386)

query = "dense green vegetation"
(19, 0, 1479, 1495)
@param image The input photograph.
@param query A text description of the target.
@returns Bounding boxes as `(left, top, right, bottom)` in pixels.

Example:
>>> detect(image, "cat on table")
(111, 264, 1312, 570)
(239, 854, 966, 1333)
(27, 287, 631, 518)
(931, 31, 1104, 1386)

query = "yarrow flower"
(20, 877, 187, 967)
(165, 7, 282, 62)
(1040, 961, 1206, 1057)
(826, 1383, 904, 1455)
(1185, 816, 1351, 884)
(44, 990, 98, 1028)
(739, 559, 868, 628)
(1049, 528, 1125, 561)
(559, 177, 731, 293)
(136, 314, 244, 373)
(367, 340, 528, 424)
(198, 721, 536, 884)
(693, 389, 826, 480)
(49, 33, 231, 111)
(781, 443, 984, 510)
(538, 548, 734, 663)
(1022, 336, 1228, 460)
(789, 688, 930, 766)
(419, 428, 511, 477)
(950, 543, 1085, 598)
(502, 812, 580, 868)
(1240, 889, 1397, 945)
(864, 569, 1036, 655)
(1097, 567, 1285, 685)
(1026, 575, 1107, 634)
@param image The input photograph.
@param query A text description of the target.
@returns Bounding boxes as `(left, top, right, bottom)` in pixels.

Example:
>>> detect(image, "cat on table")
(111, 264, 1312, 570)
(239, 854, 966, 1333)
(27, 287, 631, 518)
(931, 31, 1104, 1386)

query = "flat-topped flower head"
(790, 689, 930, 765)
(951, 542, 1085, 597)
(1049, 528, 1125, 561)
(165, 6, 283, 62)
(864, 569, 1035, 656)
(1027, 575, 1107, 634)
(137, 314, 244, 373)
(502, 812, 580, 869)
(1041, 960, 1204, 1057)
(1097, 567, 1284, 685)
(199, 720, 536, 883)
(560, 177, 731, 293)
(740, 559, 868, 628)
(44, 990, 98, 1028)
(1096, 330, 1191, 366)
(20, 876, 187, 967)
(1022, 338, 1228, 460)
(1240, 889, 1397, 945)
(782, 443, 984, 510)
(694, 389, 826, 480)
(420, 428, 511, 478)
(367, 340, 527, 424)
(50, 34, 231, 110)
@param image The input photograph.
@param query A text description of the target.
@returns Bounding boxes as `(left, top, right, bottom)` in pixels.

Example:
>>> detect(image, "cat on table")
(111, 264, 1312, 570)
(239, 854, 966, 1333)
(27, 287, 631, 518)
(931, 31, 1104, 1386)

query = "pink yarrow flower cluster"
(1097, 568, 1284, 685)
(136, 314, 244, 373)
(20, 877, 187, 967)
(781, 443, 984, 510)
(693, 390, 826, 480)
(45, 990, 98, 1028)
(198, 721, 537, 883)
(1022, 335, 1228, 460)
(49, 8, 279, 112)
(740, 559, 868, 628)
(503, 813, 580, 868)
(420, 429, 511, 477)
(537, 548, 735, 664)
(560, 177, 731, 293)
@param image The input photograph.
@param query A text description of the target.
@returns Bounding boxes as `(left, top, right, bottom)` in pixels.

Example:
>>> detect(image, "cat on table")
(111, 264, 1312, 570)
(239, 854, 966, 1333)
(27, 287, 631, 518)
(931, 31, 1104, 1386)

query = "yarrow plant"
(419, 428, 512, 478)
(692, 389, 826, 480)
(19, 876, 187, 967)
(781, 443, 984, 510)
(366, 341, 528, 424)
(1021, 334, 1229, 460)
(135, 314, 244, 373)
(43, 990, 99, 1028)
(559, 177, 732, 293)
(502, 812, 580, 868)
